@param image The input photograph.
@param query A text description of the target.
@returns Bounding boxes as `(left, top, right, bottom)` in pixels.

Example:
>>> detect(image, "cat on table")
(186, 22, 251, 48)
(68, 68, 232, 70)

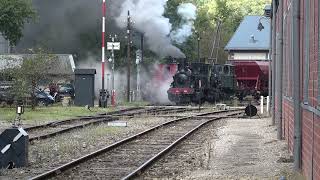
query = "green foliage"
(2, 49, 57, 108)
(163, 0, 271, 63)
(0, 0, 36, 45)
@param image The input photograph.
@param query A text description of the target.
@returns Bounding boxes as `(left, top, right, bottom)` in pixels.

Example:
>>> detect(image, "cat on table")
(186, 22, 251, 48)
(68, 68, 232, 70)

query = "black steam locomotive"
(167, 62, 236, 104)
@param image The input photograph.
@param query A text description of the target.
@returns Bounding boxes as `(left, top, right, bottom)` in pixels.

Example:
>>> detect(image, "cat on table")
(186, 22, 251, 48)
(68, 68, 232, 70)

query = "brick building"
(273, 0, 320, 179)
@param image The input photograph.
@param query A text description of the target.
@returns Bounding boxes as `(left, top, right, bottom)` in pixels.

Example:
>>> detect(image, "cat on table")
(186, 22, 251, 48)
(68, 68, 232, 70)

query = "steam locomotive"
(167, 62, 236, 104)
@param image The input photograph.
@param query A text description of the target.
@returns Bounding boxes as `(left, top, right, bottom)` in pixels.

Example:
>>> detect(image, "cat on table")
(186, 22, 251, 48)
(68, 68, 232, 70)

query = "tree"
(2, 49, 57, 109)
(0, 0, 36, 45)
(167, 0, 272, 63)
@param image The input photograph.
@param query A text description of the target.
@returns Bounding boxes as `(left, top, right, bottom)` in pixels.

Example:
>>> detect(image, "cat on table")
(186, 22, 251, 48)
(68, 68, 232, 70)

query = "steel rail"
(123, 112, 243, 179)
(25, 107, 144, 132)
(122, 117, 222, 180)
(120, 107, 182, 116)
(27, 107, 188, 143)
(29, 109, 242, 180)
(29, 116, 118, 143)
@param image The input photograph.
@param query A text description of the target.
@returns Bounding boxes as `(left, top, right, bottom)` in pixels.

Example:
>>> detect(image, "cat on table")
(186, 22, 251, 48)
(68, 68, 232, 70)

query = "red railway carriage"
(231, 60, 269, 98)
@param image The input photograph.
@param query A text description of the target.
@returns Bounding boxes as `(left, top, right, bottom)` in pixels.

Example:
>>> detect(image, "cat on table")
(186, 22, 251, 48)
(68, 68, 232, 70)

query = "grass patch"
(0, 106, 116, 123)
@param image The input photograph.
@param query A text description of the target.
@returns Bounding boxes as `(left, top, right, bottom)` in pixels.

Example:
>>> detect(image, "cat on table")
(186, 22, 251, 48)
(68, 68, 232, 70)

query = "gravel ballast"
(142, 117, 294, 179)
(0, 116, 178, 180)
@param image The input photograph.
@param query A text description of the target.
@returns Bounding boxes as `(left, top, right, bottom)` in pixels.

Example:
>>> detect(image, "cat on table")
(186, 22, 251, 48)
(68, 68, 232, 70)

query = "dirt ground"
(142, 117, 296, 179)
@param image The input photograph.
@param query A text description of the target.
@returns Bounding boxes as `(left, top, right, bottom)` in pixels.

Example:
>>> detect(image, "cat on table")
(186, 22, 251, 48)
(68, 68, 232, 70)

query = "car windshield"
(60, 86, 72, 91)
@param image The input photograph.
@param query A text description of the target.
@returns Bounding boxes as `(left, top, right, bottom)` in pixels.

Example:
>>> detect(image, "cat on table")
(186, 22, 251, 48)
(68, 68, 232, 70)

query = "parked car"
(35, 88, 55, 106)
(0, 82, 14, 105)
(58, 84, 75, 99)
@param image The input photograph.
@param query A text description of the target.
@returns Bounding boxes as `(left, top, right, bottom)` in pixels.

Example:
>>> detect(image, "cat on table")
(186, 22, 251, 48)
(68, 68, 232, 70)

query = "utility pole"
(197, 35, 200, 63)
(126, 11, 132, 102)
(209, 21, 221, 64)
(195, 31, 201, 62)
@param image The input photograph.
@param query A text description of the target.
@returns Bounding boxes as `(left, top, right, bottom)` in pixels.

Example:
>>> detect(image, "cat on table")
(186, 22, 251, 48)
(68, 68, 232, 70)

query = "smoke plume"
(170, 3, 197, 44)
(114, 0, 186, 58)
(17, 0, 196, 59)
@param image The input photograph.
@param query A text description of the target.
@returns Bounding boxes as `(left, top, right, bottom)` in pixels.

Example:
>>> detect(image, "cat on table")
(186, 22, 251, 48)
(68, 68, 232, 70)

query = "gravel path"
(142, 117, 294, 179)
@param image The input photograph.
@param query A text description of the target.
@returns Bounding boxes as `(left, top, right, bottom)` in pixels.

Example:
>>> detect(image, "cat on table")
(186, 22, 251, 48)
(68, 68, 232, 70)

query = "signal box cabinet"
(74, 69, 96, 107)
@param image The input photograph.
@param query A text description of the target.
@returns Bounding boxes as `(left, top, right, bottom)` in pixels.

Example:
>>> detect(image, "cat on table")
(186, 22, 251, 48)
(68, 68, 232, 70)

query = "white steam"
(170, 3, 197, 44)
(115, 0, 193, 58)
(143, 63, 174, 104)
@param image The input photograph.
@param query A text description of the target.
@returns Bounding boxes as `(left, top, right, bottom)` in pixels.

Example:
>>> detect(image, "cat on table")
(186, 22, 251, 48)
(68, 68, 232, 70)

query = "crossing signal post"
(107, 35, 120, 107)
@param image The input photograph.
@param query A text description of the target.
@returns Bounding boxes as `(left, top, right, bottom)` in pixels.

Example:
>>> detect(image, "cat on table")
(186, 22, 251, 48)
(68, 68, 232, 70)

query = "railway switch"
(0, 128, 29, 169)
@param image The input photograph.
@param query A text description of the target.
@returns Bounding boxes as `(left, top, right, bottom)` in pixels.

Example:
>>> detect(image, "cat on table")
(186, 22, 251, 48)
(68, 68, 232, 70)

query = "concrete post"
(260, 96, 264, 114)
(271, 0, 277, 125)
(292, 0, 301, 171)
(277, 0, 284, 140)
(267, 96, 270, 113)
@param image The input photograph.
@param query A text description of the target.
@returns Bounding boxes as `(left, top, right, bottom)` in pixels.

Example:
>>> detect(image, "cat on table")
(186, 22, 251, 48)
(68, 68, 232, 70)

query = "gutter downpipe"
(268, 6, 273, 117)
(272, 0, 277, 125)
(277, 0, 283, 140)
(292, 0, 301, 171)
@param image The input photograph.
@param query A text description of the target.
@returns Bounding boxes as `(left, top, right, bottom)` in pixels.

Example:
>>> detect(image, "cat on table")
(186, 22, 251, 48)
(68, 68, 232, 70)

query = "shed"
(0, 54, 76, 82)
(74, 69, 96, 107)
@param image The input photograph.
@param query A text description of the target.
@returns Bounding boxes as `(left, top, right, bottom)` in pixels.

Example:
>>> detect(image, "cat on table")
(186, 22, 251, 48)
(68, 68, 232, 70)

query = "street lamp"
(257, 16, 269, 31)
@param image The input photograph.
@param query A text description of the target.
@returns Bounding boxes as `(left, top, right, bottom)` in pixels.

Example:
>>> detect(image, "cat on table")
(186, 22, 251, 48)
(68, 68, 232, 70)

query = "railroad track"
(26, 107, 146, 143)
(25, 107, 144, 132)
(113, 107, 192, 117)
(26, 107, 193, 143)
(29, 109, 242, 180)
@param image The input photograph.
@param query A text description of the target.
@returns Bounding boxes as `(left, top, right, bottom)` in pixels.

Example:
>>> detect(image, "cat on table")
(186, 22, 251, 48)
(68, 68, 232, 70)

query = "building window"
(303, 0, 310, 104)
